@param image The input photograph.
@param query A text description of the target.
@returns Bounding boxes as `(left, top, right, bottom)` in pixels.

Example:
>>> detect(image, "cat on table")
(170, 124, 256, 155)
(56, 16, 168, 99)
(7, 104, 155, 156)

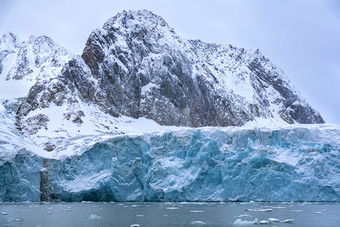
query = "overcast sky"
(0, 0, 339, 123)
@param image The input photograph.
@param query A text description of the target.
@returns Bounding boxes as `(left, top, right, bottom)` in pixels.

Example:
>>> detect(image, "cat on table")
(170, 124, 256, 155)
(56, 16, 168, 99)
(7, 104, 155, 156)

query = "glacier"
(1, 124, 339, 202)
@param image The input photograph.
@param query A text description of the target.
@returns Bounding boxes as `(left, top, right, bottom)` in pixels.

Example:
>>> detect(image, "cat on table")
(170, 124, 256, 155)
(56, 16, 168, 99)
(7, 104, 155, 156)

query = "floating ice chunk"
(291, 210, 302, 212)
(164, 214, 168, 216)
(81, 201, 95, 204)
(190, 210, 204, 213)
(259, 220, 270, 224)
(1, 212, 8, 215)
(14, 218, 22, 222)
(89, 214, 102, 220)
(130, 224, 140, 227)
(245, 208, 273, 212)
(270, 206, 286, 209)
(235, 214, 252, 218)
(136, 215, 144, 217)
(233, 219, 255, 225)
(166, 207, 179, 210)
(281, 219, 294, 223)
(314, 212, 322, 214)
(268, 218, 279, 222)
(191, 220, 206, 225)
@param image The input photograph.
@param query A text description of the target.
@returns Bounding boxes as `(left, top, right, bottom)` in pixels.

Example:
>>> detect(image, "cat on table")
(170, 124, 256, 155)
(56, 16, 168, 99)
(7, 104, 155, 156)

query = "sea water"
(0, 202, 339, 226)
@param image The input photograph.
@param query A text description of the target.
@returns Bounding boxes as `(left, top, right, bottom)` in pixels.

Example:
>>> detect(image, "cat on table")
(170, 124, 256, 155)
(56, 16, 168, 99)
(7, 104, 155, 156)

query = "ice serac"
(0, 103, 43, 202)
(79, 10, 323, 126)
(1, 125, 339, 202)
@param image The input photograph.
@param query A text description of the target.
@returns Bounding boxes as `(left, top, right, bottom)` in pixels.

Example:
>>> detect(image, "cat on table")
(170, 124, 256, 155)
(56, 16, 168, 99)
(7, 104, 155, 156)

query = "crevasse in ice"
(1, 125, 340, 202)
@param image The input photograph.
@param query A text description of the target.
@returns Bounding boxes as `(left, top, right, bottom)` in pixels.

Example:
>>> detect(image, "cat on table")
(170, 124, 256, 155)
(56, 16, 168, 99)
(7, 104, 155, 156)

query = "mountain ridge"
(0, 10, 324, 150)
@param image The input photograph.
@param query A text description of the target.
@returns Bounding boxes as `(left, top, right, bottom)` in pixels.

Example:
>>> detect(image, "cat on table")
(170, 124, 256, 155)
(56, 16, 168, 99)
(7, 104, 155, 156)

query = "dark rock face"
(76, 10, 323, 126)
(15, 10, 324, 130)
(247, 57, 324, 124)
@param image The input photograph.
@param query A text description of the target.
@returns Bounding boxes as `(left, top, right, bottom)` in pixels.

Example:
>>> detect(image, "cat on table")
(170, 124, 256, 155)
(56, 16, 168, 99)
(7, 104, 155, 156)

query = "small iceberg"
(245, 208, 273, 212)
(281, 219, 294, 223)
(191, 220, 206, 225)
(166, 207, 179, 210)
(268, 218, 280, 222)
(258, 220, 270, 224)
(235, 214, 252, 218)
(88, 214, 102, 220)
(233, 219, 256, 225)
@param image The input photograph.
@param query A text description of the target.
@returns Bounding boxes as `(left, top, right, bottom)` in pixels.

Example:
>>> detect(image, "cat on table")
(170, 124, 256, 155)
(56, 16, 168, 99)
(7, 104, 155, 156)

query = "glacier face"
(1, 125, 339, 202)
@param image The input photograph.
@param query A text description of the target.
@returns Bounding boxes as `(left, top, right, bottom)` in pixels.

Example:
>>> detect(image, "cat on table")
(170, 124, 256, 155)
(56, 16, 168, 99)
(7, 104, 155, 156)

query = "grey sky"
(1, 0, 339, 123)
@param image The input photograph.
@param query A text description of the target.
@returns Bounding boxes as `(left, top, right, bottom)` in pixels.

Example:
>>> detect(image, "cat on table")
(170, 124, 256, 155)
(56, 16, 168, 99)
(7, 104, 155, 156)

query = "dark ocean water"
(0, 202, 339, 226)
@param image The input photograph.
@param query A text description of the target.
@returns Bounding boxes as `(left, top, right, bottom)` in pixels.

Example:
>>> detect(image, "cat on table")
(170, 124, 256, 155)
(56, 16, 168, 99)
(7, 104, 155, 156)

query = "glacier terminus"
(1, 122, 340, 202)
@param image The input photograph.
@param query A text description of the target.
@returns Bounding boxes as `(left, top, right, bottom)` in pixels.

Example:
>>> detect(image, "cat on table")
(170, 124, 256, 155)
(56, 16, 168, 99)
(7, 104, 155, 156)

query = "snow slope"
(0, 32, 73, 99)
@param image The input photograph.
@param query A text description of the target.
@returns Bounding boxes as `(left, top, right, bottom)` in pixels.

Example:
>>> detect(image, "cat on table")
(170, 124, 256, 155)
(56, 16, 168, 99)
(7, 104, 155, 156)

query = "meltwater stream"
(1, 202, 339, 227)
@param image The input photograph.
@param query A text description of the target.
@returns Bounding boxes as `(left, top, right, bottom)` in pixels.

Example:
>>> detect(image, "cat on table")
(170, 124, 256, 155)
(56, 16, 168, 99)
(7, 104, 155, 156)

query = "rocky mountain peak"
(0, 32, 21, 51)
(103, 10, 175, 34)
(0, 34, 73, 82)
(78, 11, 324, 127)
(0, 11, 324, 150)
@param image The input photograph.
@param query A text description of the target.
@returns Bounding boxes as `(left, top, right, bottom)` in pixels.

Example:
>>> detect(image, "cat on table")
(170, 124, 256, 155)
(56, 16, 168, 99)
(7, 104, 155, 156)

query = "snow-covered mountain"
(79, 10, 323, 127)
(3, 10, 323, 151)
(1, 10, 337, 203)
(0, 32, 73, 96)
